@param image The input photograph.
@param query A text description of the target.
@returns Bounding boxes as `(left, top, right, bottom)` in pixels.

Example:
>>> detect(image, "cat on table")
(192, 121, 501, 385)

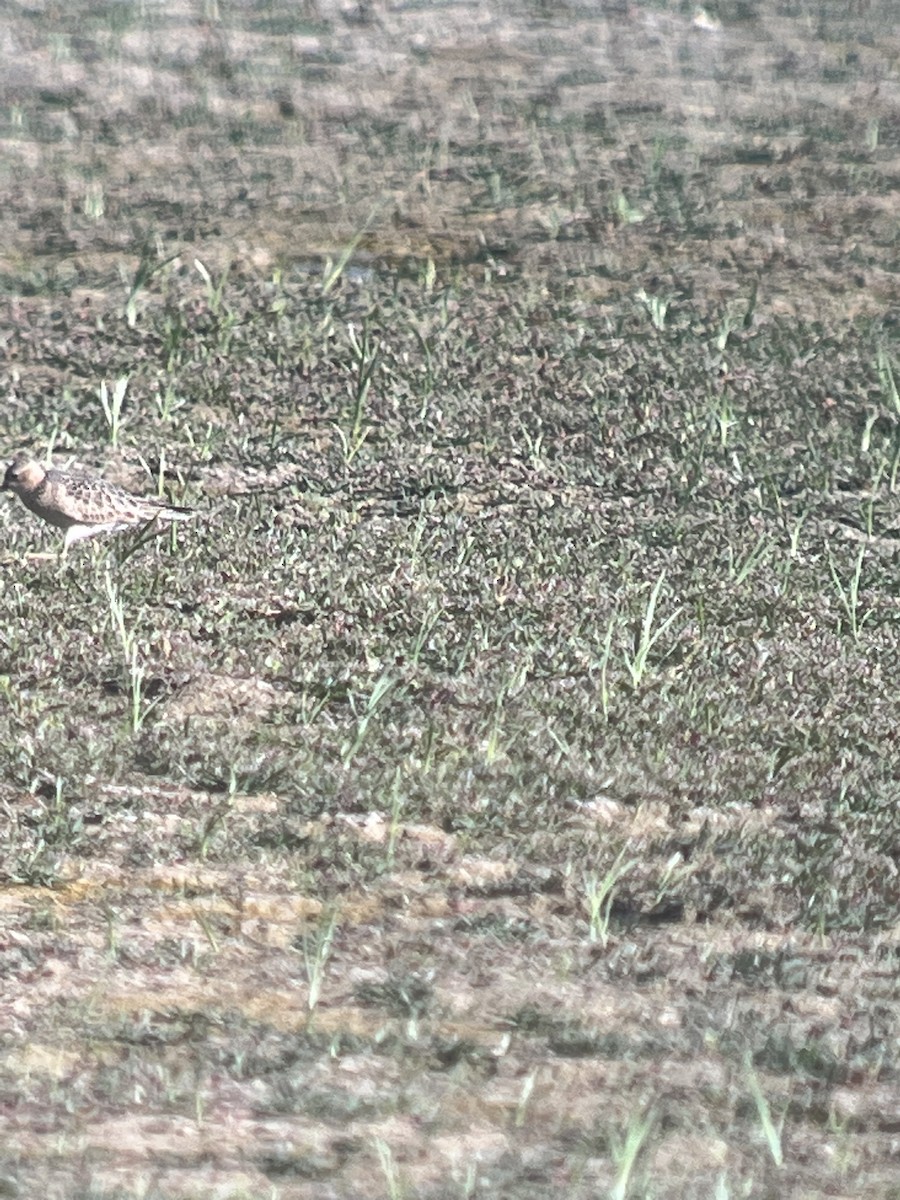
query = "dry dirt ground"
(1, 1, 900, 1198)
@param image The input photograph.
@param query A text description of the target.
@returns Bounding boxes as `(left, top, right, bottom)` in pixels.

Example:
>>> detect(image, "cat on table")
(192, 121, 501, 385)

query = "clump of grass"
(98, 375, 129, 448)
(827, 545, 870, 641)
(582, 847, 637, 947)
(122, 244, 177, 328)
(336, 318, 380, 465)
(744, 1054, 785, 1168)
(103, 567, 154, 732)
(373, 1137, 404, 1200)
(622, 570, 682, 689)
(609, 1106, 656, 1200)
(298, 905, 339, 1017)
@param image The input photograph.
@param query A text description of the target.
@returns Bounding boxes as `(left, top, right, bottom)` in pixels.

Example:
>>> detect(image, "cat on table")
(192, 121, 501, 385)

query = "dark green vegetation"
(1, 0, 899, 1197)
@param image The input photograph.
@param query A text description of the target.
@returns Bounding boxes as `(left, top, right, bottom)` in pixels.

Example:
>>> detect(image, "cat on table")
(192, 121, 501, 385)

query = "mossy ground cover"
(0, 1, 899, 1197)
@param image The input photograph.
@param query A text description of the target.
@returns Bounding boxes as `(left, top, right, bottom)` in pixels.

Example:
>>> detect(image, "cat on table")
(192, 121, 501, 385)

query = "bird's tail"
(142, 500, 195, 523)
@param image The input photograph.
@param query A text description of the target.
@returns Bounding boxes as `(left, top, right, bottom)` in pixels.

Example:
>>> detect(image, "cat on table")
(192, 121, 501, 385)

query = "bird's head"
(2, 452, 46, 496)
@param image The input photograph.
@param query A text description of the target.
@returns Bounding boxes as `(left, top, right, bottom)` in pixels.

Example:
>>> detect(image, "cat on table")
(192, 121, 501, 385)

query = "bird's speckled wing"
(40, 469, 192, 528)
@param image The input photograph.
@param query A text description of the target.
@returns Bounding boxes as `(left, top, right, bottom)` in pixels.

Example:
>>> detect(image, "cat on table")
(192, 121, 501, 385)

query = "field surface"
(1, 1, 900, 1197)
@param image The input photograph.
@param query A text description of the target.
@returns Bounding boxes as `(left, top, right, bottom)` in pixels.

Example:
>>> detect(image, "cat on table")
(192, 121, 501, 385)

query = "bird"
(1, 451, 195, 552)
